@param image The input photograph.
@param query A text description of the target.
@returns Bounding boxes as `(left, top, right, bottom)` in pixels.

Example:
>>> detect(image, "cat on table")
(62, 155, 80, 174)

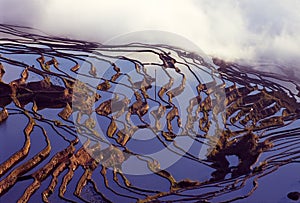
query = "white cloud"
(1, 0, 300, 64)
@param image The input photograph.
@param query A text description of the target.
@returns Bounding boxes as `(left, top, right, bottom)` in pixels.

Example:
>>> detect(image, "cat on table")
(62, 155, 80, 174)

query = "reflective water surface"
(0, 24, 300, 202)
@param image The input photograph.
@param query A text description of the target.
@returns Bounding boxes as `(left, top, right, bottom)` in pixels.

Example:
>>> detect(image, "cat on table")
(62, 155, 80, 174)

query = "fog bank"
(1, 0, 300, 64)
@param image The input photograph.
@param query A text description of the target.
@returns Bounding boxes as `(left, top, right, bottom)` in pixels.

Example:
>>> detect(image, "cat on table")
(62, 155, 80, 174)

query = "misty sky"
(1, 0, 300, 64)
